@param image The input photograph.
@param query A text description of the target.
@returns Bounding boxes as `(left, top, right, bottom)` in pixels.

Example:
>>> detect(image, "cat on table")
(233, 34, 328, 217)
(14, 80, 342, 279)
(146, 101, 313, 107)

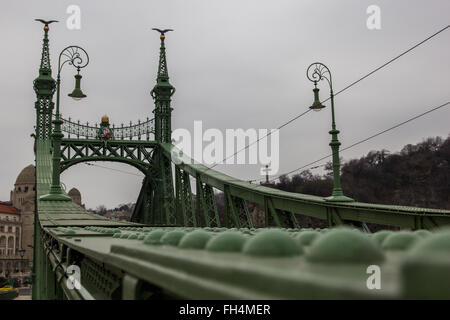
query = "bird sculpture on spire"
(152, 28, 173, 40)
(35, 19, 59, 31)
(35, 19, 59, 26)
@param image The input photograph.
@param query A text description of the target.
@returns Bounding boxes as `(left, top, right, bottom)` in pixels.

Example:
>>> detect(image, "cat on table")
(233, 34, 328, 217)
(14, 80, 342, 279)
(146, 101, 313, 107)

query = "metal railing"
(55, 116, 155, 140)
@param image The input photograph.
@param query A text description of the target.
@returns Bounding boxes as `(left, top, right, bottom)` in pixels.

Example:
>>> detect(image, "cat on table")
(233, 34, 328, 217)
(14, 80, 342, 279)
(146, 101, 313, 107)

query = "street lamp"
(5, 269, 9, 284)
(41, 46, 89, 201)
(306, 62, 353, 202)
(18, 249, 25, 273)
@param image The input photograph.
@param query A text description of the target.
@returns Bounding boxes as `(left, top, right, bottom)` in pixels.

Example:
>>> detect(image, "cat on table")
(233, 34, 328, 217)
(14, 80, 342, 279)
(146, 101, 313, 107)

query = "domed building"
(68, 188, 84, 208)
(2, 165, 84, 285)
(11, 164, 35, 210)
(1, 164, 36, 285)
(10, 165, 35, 267)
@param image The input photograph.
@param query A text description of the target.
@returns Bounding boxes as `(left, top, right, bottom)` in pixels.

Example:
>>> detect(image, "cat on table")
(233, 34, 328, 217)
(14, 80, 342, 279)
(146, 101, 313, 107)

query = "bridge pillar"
(151, 30, 175, 144)
(148, 30, 176, 225)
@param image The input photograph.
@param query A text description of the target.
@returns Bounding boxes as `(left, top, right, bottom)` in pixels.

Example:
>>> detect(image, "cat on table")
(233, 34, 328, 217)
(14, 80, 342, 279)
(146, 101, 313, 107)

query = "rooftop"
(0, 201, 19, 214)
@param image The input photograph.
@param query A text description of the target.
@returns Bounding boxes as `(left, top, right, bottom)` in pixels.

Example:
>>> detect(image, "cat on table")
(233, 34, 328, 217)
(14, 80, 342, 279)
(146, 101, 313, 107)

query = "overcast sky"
(1, 0, 449, 209)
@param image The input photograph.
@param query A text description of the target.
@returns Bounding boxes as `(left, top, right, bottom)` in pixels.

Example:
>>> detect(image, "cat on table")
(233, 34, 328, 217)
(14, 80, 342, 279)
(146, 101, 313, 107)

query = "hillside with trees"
(273, 135, 450, 210)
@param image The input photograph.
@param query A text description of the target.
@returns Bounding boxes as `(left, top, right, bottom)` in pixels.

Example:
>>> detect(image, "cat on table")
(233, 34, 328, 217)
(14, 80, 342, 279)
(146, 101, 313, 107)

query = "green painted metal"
(131, 175, 152, 224)
(196, 175, 221, 227)
(175, 167, 197, 227)
(68, 72, 87, 99)
(33, 24, 56, 141)
(35, 226, 450, 299)
(59, 116, 154, 140)
(31, 22, 450, 300)
(144, 30, 177, 226)
(224, 187, 253, 228)
(41, 45, 90, 201)
(307, 62, 354, 202)
(160, 143, 450, 230)
(60, 139, 157, 174)
(151, 30, 175, 144)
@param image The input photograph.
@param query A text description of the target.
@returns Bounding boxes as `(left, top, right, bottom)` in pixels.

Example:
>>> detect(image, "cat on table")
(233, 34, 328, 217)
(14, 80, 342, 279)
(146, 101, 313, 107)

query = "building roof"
(68, 188, 81, 197)
(15, 165, 35, 185)
(0, 201, 18, 214)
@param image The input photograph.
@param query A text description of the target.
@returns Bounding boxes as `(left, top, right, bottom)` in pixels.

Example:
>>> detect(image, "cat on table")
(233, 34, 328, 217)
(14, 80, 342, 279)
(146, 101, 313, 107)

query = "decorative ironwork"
(58, 46, 89, 74)
(80, 257, 121, 299)
(151, 28, 175, 143)
(196, 176, 220, 227)
(60, 139, 157, 174)
(35, 99, 54, 139)
(152, 28, 173, 78)
(40, 45, 91, 202)
(306, 62, 332, 87)
(175, 167, 196, 227)
(58, 116, 155, 140)
(223, 186, 252, 228)
(33, 21, 56, 140)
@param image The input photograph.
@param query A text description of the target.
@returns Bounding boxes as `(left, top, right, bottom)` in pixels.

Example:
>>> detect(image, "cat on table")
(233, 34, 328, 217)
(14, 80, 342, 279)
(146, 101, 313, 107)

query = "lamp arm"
(58, 46, 89, 75)
(306, 62, 333, 92)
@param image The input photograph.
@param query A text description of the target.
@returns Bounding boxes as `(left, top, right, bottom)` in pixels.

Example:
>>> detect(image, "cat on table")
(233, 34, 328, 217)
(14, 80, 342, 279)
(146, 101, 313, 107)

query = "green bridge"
(31, 22, 450, 300)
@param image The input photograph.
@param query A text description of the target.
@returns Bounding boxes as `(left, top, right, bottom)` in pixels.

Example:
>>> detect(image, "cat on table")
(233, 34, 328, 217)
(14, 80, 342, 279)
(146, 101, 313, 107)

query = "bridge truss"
(31, 24, 450, 300)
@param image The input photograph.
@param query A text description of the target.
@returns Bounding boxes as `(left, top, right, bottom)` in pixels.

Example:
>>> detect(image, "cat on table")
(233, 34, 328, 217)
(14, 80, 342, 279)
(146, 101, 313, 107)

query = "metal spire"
(35, 19, 58, 75)
(33, 19, 58, 140)
(151, 28, 175, 143)
(152, 28, 173, 81)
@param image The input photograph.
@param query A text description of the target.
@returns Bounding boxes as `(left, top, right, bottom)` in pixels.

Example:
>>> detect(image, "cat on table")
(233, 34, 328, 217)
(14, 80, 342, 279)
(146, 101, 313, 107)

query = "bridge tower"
(151, 30, 175, 143)
(134, 30, 177, 225)
(31, 21, 58, 300)
(33, 23, 56, 140)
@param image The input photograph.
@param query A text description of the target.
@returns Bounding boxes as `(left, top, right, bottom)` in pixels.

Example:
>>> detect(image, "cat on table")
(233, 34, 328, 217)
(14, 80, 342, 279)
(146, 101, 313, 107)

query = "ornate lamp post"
(41, 46, 89, 201)
(18, 249, 25, 272)
(306, 62, 353, 202)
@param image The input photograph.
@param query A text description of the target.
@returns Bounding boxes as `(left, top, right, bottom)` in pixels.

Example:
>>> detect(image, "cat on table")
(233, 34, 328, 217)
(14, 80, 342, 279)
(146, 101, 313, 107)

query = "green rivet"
(206, 231, 247, 252)
(307, 228, 384, 264)
(401, 231, 450, 299)
(408, 231, 450, 255)
(296, 230, 320, 246)
(372, 230, 393, 245)
(161, 231, 186, 246)
(414, 229, 431, 238)
(178, 230, 212, 249)
(143, 230, 166, 245)
(382, 232, 419, 250)
(243, 230, 303, 257)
